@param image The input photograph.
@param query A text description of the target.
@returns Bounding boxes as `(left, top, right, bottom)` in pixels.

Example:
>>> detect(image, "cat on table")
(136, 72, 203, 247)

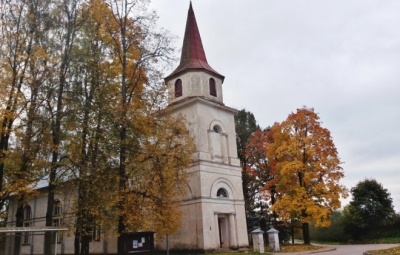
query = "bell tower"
(162, 3, 249, 251)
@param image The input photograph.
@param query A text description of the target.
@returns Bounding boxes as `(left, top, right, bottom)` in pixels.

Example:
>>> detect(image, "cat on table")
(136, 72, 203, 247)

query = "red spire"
(165, 2, 224, 82)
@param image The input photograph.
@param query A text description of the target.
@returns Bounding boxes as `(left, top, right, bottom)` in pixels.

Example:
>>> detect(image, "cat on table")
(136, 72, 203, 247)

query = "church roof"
(165, 2, 224, 82)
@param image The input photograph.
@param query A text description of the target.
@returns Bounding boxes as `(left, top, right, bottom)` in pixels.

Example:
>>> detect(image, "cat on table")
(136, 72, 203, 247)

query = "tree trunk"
(291, 225, 294, 244)
(117, 225, 125, 255)
(302, 222, 310, 244)
(117, 12, 128, 254)
(13, 202, 24, 255)
(74, 229, 80, 255)
(80, 234, 90, 255)
(44, 171, 56, 255)
(117, 128, 127, 255)
(74, 182, 83, 255)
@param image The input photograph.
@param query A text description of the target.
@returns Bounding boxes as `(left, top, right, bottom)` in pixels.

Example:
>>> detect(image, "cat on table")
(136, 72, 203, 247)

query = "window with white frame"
(23, 205, 32, 245)
(52, 200, 62, 243)
(53, 200, 61, 216)
(91, 226, 101, 242)
(24, 205, 31, 220)
(52, 218, 63, 243)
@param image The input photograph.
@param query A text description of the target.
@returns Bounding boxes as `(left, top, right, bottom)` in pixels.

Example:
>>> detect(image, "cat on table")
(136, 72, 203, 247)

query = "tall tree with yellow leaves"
(64, 1, 193, 254)
(1, 1, 194, 254)
(41, 1, 86, 253)
(122, 112, 195, 236)
(0, 0, 37, 213)
(65, 2, 119, 254)
(267, 107, 347, 244)
(0, 2, 53, 253)
(101, 0, 180, 253)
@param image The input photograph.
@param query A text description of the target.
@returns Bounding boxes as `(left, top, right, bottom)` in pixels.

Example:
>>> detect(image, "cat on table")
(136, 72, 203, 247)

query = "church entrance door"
(218, 216, 229, 248)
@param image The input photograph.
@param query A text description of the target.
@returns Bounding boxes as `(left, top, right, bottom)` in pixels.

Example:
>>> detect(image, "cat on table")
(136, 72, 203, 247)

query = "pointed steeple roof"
(165, 2, 224, 82)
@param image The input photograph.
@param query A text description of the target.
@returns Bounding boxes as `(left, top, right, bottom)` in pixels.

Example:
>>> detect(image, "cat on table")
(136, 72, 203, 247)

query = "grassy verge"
(308, 240, 343, 245)
(311, 236, 400, 245)
(154, 252, 273, 255)
(276, 244, 325, 253)
(150, 249, 272, 255)
(147, 243, 329, 255)
(363, 236, 400, 244)
(366, 246, 400, 254)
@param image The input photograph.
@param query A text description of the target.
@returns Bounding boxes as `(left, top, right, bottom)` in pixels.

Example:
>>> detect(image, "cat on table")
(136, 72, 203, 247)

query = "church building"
(3, 2, 249, 254)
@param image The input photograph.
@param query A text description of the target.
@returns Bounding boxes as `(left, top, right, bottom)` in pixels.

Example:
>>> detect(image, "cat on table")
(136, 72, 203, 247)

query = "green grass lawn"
(310, 236, 400, 245)
(150, 244, 327, 254)
(151, 251, 270, 255)
(366, 236, 400, 244)
(278, 244, 323, 253)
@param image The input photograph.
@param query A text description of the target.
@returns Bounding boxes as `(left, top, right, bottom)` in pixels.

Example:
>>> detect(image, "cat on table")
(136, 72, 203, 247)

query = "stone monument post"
(250, 228, 264, 253)
(267, 228, 280, 252)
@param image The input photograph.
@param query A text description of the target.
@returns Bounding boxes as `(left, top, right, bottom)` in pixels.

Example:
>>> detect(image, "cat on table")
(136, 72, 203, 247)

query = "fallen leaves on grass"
(278, 244, 324, 253)
(367, 246, 400, 254)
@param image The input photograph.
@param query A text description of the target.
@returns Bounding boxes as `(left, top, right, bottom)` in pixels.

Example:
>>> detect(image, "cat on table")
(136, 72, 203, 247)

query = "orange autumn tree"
(65, 1, 194, 254)
(123, 113, 195, 236)
(0, 2, 52, 254)
(101, 0, 179, 253)
(267, 107, 348, 244)
(245, 129, 278, 228)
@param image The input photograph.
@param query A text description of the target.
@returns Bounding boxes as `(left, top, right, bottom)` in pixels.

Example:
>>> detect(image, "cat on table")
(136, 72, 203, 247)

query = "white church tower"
(162, 3, 249, 252)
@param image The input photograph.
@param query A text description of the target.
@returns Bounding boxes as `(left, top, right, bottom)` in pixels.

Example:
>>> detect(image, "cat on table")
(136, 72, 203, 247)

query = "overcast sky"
(148, 0, 400, 211)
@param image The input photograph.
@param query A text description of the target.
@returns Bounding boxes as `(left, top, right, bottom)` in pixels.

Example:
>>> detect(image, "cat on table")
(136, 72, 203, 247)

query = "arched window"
(24, 205, 31, 220)
(216, 188, 228, 198)
(53, 200, 61, 216)
(209, 78, 216, 97)
(53, 200, 62, 243)
(174, 79, 182, 98)
(23, 206, 32, 244)
(213, 125, 221, 134)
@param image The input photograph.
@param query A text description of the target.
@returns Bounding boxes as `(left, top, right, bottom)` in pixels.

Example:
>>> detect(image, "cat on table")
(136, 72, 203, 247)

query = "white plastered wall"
(167, 71, 224, 105)
(163, 73, 249, 251)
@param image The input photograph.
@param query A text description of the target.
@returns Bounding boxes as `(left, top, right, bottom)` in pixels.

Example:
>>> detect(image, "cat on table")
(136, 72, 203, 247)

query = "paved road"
(270, 243, 399, 255)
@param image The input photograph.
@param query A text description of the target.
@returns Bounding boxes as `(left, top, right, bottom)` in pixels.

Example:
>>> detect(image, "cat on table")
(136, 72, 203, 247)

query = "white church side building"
(4, 3, 249, 254)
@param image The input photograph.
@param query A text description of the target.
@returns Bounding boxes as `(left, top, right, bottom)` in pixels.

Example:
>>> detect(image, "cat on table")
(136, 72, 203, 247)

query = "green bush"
(311, 210, 400, 243)
(309, 210, 351, 242)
